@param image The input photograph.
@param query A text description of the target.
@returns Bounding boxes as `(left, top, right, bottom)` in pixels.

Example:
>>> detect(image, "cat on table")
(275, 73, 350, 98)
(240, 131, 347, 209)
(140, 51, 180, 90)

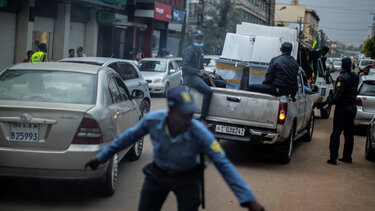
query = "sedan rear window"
(359, 81, 375, 96)
(138, 61, 166, 72)
(0, 69, 96, 104)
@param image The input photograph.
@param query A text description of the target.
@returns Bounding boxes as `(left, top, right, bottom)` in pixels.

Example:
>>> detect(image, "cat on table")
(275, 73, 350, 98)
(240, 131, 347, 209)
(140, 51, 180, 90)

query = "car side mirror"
(131, 89, 144, 99)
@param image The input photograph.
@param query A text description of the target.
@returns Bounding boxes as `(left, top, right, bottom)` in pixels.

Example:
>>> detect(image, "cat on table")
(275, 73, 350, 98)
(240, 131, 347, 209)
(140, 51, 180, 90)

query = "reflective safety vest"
(31, 51, 48, 62)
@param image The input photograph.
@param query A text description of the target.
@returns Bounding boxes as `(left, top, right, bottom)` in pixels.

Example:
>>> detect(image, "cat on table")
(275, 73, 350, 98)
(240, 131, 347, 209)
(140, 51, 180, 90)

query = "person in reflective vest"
(31, 43, 48, 62)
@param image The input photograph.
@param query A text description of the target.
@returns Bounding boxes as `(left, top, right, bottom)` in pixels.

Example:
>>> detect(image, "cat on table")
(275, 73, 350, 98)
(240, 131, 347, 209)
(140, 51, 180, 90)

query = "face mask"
(193, 43, 203, 48)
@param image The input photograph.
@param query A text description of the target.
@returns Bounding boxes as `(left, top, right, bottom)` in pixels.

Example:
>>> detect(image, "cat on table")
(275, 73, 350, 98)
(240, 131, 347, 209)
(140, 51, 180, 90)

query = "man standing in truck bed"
(247, 42, 299, 98)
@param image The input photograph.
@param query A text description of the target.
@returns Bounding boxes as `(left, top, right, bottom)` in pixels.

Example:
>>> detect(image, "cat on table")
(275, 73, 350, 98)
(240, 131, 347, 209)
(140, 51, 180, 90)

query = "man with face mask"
(182, 30, 213, 122)
(85, 87, 264, 211)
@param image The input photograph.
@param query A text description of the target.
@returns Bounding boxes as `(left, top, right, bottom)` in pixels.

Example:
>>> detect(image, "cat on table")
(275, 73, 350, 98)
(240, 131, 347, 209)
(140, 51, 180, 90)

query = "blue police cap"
(342, 57, 352, 69)
(281, 42, 293, 52)
(167, 87, 198, 115)
(193, 30, 204, 38)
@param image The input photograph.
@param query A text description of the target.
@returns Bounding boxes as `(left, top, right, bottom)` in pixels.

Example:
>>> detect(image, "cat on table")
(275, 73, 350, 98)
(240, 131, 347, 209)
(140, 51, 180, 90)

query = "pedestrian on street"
(68, 49, 75, 58)
(182, 30, 213, 122)
(85, 87, 264, 211)
(31, 43, 48, 62)
(324, 57, 359, 165)
(76, 46, 86, 57)
(246, 42, 299, 98)
(22, 50, 34, 63)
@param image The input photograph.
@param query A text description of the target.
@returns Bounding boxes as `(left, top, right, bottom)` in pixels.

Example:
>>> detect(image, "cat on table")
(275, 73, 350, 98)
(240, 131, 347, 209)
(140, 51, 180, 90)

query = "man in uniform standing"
(247, 42, 299, 98)
(324, 57, 359, 165)
(85, 87, 264, 211)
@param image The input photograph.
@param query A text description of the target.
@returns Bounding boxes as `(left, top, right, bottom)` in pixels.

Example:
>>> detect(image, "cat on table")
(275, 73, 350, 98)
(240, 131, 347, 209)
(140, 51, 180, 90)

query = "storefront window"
(152, 30, 161, 57)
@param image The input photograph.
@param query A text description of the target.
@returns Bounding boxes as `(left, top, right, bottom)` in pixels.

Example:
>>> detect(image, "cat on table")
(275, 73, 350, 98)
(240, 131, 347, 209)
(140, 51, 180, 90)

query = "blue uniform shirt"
(96, 109, 257, 204)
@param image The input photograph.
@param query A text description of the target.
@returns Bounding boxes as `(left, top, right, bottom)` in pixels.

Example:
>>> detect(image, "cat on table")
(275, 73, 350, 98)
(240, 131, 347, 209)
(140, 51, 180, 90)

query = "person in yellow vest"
(31, 43, 48, 62)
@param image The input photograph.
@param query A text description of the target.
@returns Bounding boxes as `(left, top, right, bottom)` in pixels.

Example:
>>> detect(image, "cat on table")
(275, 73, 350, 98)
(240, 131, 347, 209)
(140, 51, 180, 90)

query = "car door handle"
(226, 96, 241, 102)
(138, 82, 142, 86)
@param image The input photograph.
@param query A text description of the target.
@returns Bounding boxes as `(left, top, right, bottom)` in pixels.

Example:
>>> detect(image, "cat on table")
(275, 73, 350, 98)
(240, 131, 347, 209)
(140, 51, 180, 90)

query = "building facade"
(274, 3, 319, 47)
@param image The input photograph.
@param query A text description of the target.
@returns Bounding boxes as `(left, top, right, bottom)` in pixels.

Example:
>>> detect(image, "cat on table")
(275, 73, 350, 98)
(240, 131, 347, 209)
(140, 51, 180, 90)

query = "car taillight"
(356, 97, 362, 106)
(72, 118, 103, 144)
(278, 102, 288, 124)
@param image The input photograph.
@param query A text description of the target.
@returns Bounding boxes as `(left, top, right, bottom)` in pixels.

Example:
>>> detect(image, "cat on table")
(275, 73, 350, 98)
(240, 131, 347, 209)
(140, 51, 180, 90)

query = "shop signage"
(154, 2, 172, 22)
(172, 8, 185, 23)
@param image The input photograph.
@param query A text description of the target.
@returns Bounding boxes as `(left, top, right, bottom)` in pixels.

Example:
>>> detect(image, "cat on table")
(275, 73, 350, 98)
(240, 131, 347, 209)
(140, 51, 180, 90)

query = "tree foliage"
(202, 0, 242, 55)
(361, 36, 375, 59)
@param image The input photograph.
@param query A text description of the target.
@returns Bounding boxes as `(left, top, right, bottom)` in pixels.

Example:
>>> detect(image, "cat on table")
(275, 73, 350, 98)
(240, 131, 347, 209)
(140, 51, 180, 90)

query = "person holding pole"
(85, 87, 264, 211)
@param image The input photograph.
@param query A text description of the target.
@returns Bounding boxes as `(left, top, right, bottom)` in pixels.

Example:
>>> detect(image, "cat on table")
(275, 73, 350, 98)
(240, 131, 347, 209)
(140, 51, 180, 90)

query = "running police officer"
(324, 57, 359, 165)
(85, 87, 264, 211)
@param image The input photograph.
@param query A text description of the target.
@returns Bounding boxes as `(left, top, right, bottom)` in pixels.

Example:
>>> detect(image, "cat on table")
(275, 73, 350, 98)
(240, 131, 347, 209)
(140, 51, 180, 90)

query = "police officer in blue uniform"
(85, 87, 264, 211)
(324, 57, 359, 165)
(247, 42, 299, 98)
(182, 30, 213, 121)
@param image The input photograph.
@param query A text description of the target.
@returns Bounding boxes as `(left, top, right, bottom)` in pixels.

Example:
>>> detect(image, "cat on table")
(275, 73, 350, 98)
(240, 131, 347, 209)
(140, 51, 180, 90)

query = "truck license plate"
(9, 123, 39, 142)
(215, 125, 245, 136)
(320, 88, 326, 96)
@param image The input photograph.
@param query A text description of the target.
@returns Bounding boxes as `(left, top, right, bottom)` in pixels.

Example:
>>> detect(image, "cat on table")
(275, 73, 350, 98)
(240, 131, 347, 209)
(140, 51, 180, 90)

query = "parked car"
(0, 62, 145, 195)
(355, 74, 375, 127)
(60, 57, 151, 115)
(332, 58, 342, 71)
(359, 59, 374, 72)
(138, 58, 182, 96)
(365, 115, 375, 161)
(203, 55, 220, 73)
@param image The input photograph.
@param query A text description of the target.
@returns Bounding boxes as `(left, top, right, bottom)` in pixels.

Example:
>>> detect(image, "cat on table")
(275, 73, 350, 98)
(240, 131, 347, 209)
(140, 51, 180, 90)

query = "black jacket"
(327, 69, 359, 107)
(263, 53, 299, 97)
(182, 44, 204, 79)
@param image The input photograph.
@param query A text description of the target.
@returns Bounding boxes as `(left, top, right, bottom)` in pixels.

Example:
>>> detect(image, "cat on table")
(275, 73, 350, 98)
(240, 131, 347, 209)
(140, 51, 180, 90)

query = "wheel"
(320, 94, 332, 119)
(365, 129, 375, 161)
(139, 100, 150, 117)
(101, 153, 118, 196)
(126, 138, 143, 161)
(301, 113, 314, 142)
(275, 124, 295, 164)
(163, 83, 169, 97)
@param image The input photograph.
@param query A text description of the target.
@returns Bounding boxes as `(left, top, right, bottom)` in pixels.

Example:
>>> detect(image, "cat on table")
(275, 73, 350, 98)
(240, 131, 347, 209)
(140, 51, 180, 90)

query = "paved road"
(0, 95, 374, 211)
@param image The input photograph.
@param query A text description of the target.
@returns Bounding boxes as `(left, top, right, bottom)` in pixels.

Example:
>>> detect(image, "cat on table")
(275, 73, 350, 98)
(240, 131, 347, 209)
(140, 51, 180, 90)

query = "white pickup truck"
(190, 68, 314, 164)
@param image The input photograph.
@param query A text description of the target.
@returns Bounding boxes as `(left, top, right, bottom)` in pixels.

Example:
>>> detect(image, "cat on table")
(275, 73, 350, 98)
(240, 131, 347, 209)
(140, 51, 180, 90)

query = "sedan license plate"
(215, 125, 245, 136)
(10, 123, 39, 142)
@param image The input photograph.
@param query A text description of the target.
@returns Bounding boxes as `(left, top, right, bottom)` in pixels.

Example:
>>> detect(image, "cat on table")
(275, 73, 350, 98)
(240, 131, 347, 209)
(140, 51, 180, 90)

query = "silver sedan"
(138, 58, 182, 96)
(355, 74, 375, 126)
(0, 62, 144, 195)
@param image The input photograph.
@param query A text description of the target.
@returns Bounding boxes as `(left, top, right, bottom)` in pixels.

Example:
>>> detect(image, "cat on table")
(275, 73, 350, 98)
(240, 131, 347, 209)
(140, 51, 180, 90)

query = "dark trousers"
(203, 76, 227, 88)
(329, 104, 357, 160)
(184, 75, 213, 119)
(247, 84, 279, 95)
(138, 163, 201, 211)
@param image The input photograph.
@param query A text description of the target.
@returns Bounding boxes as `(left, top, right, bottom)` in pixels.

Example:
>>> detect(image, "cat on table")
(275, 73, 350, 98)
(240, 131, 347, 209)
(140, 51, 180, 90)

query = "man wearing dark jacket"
(247, 42, 299, 98)
(182, 30, 212, 121)
(324, 57, 359, 165)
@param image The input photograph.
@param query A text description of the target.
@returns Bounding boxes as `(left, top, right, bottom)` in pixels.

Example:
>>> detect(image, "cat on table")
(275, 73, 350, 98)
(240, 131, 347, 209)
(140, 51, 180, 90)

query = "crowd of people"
(22, 44, 86, 63)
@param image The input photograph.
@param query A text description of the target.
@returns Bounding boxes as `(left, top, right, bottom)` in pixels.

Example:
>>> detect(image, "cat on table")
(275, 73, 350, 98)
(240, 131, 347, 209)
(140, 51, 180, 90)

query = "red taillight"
(72, 118, 103, 144)
(356, 97, 362, 106)
(278, 102, 288, 124)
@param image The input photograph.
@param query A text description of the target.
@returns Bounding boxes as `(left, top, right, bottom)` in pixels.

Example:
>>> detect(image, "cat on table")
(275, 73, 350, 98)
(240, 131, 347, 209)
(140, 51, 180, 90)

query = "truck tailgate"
(190, 87, 280, 129)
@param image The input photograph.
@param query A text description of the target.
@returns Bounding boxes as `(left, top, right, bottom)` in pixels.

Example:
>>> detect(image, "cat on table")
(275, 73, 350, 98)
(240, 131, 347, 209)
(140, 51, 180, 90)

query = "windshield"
(333, 60, 341, 66)
(138, 61, 167, 72)
(359, 81, 375, 96)
(0, 69, 96, 104)
(361, 60, 373, 66)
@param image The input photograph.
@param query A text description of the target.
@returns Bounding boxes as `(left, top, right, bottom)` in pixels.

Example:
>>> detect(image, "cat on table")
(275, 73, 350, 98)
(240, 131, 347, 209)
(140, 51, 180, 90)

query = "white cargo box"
(250, 36, 281, 63)
(221, 33, 255, 62)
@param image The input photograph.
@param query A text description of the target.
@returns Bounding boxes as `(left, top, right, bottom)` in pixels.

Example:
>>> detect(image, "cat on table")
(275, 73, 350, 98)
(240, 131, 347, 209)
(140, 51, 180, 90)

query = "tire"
(101, 153, 118, 196)
(320, 94, 332, 119)
(275, 124, 295, 164)
(365, 130, 375, 161)
(139, 100, 150, 117)
(301, 113, 314, 142)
